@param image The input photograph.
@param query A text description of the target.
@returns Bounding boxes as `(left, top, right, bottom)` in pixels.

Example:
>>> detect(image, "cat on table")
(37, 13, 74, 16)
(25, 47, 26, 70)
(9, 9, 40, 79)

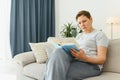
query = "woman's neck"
(84, 27, 94, 34)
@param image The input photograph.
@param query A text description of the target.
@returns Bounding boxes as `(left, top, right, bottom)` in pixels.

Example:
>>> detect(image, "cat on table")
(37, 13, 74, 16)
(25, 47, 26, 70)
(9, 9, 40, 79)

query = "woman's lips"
(82, 27, 86, 29)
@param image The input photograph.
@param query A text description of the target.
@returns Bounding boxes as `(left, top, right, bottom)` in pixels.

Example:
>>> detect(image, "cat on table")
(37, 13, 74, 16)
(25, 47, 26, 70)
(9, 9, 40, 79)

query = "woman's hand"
(70, 46, 108, 64)
(70, 48, 87, 61)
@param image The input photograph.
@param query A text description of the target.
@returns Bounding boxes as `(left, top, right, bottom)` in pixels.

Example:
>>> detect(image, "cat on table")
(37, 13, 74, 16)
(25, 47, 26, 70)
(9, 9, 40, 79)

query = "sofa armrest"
(14, 51, 36, 67)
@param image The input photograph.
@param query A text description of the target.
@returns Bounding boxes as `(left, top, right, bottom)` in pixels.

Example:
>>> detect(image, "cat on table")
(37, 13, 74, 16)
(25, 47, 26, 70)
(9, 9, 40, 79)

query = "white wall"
(0, 0, 11, 60)
(55, 0, 120, 39)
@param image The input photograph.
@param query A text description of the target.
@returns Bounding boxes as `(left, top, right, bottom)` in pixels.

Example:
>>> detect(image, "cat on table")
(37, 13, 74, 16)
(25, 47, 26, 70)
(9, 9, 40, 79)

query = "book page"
(61, 38, 80, 49)
(53, 39, 62, 45)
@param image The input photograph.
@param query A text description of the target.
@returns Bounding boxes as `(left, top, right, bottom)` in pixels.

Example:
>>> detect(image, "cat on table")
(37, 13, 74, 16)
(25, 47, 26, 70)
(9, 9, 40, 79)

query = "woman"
(44, 10, 109, 80)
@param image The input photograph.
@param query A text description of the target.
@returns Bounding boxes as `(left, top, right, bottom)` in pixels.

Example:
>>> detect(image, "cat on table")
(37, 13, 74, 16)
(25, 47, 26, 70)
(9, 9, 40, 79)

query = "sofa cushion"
(29, 42, 48, 63)
(23, 63, 46, 80)
(84, 72, 120, 80)
(103, 39, 120, 73)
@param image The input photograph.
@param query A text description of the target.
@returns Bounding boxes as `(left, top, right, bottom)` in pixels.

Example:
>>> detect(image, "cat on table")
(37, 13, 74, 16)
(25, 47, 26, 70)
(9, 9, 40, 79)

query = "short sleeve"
(96, 31, 109, 47)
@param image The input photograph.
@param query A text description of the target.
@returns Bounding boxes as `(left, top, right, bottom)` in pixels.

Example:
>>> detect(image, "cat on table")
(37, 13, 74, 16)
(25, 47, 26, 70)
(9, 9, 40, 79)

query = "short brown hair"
(76, 10, 91, 20)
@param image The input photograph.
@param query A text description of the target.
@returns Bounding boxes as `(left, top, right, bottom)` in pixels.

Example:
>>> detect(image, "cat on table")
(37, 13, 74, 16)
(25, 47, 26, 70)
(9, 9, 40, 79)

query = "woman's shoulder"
(93, 29, 106, 37)
(93, 29, 101, 33)
(94, 29, 109, 40)
(94, 29, 109, 47)
(92, 29, 108, 41)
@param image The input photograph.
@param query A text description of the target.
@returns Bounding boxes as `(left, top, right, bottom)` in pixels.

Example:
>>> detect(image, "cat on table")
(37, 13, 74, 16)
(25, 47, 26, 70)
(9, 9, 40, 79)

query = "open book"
(62, 44, 79, 58)
(50, 40, 79, 58)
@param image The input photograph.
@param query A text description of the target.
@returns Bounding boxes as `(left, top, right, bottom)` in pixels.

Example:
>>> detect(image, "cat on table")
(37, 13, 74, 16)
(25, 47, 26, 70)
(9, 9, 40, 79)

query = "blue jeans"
(44, 48, 101, 80)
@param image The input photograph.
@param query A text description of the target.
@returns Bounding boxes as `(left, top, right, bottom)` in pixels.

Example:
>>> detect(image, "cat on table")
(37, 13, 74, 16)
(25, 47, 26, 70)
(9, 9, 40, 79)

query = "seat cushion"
(84, 72, 120, 80)
(23, 63, 46, 80)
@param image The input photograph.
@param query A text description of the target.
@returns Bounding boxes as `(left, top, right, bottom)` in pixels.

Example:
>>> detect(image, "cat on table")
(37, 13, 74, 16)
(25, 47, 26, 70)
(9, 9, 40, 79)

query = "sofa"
(14, 37, 120, 80)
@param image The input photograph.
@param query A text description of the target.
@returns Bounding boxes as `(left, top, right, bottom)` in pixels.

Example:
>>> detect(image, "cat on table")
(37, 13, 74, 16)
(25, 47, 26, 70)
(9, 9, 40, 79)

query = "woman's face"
(77, 15, 93, 33)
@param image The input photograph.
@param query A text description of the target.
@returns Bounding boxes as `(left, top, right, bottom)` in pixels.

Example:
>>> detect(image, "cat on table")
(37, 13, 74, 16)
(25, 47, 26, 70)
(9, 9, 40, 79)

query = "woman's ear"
(90, 17, 92, 20)
(90, 17, 93, 23)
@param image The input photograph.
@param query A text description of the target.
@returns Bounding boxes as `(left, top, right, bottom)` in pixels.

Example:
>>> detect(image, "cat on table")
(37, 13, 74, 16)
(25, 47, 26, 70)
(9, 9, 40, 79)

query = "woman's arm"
(70, 46, 108, 65)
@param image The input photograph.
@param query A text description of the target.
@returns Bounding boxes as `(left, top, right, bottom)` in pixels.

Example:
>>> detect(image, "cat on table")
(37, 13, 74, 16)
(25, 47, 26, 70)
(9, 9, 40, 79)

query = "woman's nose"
(81, 22, 84, 26)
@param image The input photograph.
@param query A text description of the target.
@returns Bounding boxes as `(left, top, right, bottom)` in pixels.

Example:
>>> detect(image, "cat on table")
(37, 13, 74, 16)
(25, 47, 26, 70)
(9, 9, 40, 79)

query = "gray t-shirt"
(75, 29, 109, 70)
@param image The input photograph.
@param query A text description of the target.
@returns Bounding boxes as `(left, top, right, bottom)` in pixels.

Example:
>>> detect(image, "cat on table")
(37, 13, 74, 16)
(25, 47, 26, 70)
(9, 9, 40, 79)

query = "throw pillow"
(29, 42, 48, 63)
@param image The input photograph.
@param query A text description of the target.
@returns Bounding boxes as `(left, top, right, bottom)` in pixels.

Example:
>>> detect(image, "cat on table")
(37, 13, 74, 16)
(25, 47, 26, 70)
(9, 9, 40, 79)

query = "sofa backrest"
(103, 39, 120, 73)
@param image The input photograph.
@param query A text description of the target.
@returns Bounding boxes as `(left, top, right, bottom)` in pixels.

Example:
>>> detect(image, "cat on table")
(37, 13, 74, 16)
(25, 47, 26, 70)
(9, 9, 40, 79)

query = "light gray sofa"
(14, 37, 120, 80)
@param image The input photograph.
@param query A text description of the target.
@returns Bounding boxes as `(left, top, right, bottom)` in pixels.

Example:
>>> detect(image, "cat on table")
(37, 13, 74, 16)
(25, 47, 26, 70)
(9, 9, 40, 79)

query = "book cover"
(62, 44, 79, 58)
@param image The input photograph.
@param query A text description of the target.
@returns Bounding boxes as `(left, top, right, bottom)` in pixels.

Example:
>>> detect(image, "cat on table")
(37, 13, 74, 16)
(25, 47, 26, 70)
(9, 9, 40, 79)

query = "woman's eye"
(83, 20, 86, 23)
(78, 23, 81, 26)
